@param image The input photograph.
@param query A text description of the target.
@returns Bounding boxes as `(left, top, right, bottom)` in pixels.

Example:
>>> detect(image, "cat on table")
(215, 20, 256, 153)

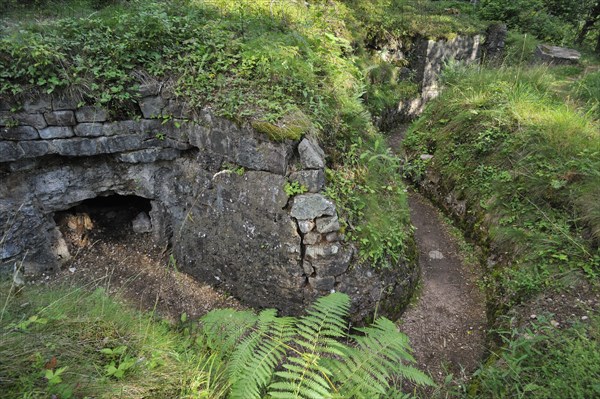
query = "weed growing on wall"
(326, 136, 413, 268)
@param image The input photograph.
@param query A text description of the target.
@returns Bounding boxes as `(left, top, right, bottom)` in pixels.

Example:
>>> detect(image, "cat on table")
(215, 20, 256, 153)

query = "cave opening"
(53, 194, 153, 247)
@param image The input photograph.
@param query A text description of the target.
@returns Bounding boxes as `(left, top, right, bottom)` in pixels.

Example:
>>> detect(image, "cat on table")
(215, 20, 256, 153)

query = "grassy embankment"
(403, 33, 600, 396)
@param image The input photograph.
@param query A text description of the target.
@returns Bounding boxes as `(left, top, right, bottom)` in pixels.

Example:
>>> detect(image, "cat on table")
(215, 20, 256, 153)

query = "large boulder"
(534, 44, 581, 65)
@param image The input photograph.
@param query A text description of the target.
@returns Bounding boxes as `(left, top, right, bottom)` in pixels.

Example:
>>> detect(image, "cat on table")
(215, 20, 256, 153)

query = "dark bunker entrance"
(54, 194, 153, 251)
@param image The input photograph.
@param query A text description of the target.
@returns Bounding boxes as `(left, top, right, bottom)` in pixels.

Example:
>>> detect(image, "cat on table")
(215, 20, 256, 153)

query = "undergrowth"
(0, 283, 431, 398)
(325, 137, 413, 268)
(200, 292, 433, 398)
(473, 315, 600, 398)
(0, 282, 207, 398)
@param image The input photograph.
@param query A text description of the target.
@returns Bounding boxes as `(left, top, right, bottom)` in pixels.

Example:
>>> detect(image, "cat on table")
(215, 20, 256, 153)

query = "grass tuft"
(0, 282, 212, 398)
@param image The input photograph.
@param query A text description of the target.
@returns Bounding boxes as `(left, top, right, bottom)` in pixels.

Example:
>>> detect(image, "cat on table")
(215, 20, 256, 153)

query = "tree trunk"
(576, 1, 600, 45)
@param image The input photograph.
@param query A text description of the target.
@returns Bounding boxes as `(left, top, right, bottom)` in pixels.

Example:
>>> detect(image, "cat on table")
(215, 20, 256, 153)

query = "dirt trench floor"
(389, 125, 487, 393)
(400, 192, 487, 391)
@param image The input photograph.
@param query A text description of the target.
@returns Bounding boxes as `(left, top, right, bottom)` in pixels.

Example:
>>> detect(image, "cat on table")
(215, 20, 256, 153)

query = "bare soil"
(388, 125, 487, 392)
(401, 192, 487, 389)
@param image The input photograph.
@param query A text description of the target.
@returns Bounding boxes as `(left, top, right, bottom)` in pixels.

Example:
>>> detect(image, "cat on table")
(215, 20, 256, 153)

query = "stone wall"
(0, 87, 418, 321)
(391, 35, 481, 123)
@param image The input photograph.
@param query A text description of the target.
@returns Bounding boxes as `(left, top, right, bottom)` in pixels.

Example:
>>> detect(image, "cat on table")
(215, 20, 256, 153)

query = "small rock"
(298, 138, 325, 169)
(530, 314, 537, 319)
(420, 154, 434, 160)
(428, 250, 444, 259)
(290, 194, 335, 220)
(289, 169, 325, 193)
(297, 219, 315, 234)
(308, 276, 335, 291)
(315, 215, 340, 234)
(132, 212, 152, 233)
(550, 320, 560, 328)
(581, 316, 589, 321)
(303, 232, 321, 245)
(76, 106, 108, 123)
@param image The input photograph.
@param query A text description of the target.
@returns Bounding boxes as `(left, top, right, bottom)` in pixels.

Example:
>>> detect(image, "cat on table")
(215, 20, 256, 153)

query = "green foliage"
(284, 181, 308, 197)
(251, 110, 311, 142)
(200, 292, 433, 398)
(0, 0, 371, 143)
(345, 0, 484, 48)
(478, 0, 571, 43)
(223, 162, 245, 176)
(473, 315, 600, 398)
(403, 63, 600, 304)
(502, 31, 541, 65)
(325, 137, 413, 269)
(0, 283, 210, 398)
(356, 54, 420, 118)
(573, 69, 600, 117)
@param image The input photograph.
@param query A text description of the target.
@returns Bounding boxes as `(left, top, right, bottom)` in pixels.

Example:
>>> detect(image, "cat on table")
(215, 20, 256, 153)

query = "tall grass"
(473, 315, 600, 398)
(404, 63, 600, 302)
(0, 282, 215, 398)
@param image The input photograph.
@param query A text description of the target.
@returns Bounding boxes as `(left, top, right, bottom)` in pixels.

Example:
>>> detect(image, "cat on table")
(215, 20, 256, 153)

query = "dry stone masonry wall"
(1, 86, 417, 322)
(395, 35, 482, 121)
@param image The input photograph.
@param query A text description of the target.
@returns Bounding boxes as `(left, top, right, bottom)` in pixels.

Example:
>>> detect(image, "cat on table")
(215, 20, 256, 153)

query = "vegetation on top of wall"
(344, 0, 485, 48)
(403, 62, 600, 306)
(0, 0, 365, 142)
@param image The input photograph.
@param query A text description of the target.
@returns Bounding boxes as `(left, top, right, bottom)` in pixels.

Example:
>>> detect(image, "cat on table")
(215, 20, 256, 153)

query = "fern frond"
(228, 309, 280, 378)
(229, 311, 297, 399)
(200, 309, 258, 356)
(295, 292, 350, 354)
(330, 317, 434, 397)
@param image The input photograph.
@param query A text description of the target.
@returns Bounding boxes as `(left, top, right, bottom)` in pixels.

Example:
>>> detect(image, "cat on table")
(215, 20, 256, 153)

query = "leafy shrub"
(478, 0, 573, 43)
(502, 31, 540, 65)
(325, 136, 413, 268)
(200, 292, 433, 398)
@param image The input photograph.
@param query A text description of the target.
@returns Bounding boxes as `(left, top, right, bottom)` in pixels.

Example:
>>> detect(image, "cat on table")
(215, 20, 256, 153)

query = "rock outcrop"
(0, 89, 418, 321)
(534, 44, 581, 65)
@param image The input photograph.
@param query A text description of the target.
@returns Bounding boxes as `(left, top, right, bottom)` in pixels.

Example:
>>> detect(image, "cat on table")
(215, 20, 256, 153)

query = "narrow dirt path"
(401, 192, 487, 386)
(388, 126, 487, 390)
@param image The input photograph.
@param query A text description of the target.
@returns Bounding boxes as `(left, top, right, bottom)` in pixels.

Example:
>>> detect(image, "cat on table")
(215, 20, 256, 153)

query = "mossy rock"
(251, 111, 312, 142)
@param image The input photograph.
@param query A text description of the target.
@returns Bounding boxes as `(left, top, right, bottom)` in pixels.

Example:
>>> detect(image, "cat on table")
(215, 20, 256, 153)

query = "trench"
(389, 125, 488, 389)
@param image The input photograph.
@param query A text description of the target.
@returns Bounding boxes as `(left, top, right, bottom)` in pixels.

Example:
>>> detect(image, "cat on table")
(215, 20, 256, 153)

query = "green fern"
(199, 292, 433, 399)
